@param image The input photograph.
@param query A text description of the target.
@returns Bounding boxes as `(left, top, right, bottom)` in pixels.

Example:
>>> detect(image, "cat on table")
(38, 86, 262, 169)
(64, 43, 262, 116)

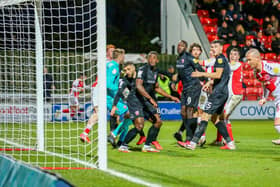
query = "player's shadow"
(109, 159, 207, 187)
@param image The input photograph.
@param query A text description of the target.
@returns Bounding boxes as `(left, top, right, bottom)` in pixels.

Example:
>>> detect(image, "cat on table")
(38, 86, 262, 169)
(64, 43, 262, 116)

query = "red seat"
(260, 53, 265, 59)
(197, 10, 209, 17)
(264, 53, 277, 61)
(223, 43, 230, 53)
(245, 87, 260, 100)
(207, 34, 219, 42)
(200, 17, 217, 26)
(278, 55, 280, 61)
(203, 26, 217, 34)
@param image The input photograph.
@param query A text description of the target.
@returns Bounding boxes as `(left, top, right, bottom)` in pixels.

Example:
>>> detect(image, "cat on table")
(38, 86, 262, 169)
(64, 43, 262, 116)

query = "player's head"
(210, 40, 224, 57)
(147, 51, 159, 67)
(123, 62, 136, 78)
(106, 44, 116, 60)
(43, 67, 48, 74)
(245, 48, 261, 69)
(177, 40, 188, 55)
(229, 48, 240, 63)
(189, 43, 202, 59)
(79, 74, 87, 81)
(112, 48, 125, 64)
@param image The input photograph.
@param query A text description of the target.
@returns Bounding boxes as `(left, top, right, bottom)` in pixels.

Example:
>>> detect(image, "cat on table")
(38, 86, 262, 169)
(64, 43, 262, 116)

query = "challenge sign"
(230, 101, 275, 119)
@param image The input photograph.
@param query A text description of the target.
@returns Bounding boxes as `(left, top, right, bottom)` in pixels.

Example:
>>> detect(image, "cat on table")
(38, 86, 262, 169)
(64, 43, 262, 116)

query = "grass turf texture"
(1, 120, 280, 186)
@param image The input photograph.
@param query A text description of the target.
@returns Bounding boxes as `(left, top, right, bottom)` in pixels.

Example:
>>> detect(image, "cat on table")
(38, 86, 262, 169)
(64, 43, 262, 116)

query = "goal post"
(0, 0, 107, 170)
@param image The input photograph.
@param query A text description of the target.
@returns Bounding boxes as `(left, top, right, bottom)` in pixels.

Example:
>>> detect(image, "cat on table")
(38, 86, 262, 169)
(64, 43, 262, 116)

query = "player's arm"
(111, 79, 128, 116)
(192, 67, 224, 79)
(155, 83, 180, 102)
(107, 64, 119, 96)
(259, 84, 270, 106)
(136, 78, 154, 101)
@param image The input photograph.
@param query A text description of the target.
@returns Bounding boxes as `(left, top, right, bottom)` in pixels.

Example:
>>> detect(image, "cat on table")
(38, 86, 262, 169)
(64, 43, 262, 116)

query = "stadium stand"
(196, 0, 280, 101)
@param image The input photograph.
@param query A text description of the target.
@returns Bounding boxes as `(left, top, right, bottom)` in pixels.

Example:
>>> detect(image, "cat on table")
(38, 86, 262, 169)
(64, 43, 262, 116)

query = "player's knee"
(155, 120, 162, 128)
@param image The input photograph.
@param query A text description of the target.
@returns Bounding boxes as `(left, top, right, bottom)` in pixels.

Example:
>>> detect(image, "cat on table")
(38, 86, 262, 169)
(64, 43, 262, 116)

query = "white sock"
(274, 125, 280, 134)
(197, 117, 201, 124)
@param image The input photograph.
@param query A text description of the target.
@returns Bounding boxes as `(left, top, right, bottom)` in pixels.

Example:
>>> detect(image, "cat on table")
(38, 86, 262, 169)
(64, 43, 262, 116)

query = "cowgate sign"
(230, 101, 275, 120)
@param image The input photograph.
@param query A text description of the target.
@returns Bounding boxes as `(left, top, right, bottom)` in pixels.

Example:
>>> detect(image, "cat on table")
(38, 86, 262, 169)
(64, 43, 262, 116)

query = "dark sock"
(110, 116, 118, 131)
(192, 120, 208, 143)
(139, 129, 145, 137)
(184, 118, 194, 141)
(145, 126, 158, 145)
(190, 118, 198, 134)
(152, 126, 160, 141)
(215, 121, 231, 143)
(122, 128, 139, 145)
(179, 122, 185, 132)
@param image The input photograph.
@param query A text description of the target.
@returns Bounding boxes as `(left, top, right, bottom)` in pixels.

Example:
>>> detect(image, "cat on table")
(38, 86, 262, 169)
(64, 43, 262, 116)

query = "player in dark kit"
(175, 40, 206, 147)
(189, 40, 236, 150)
(118, 51, 179, 152)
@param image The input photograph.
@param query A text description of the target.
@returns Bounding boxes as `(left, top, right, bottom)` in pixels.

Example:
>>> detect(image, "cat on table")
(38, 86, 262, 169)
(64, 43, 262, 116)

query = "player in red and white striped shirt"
(68, 74, 87, 120)
(246, 48, 280, 145)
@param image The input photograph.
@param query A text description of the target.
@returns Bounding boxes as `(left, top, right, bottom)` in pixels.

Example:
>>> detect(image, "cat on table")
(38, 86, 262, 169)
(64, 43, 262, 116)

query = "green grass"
(2, 120, 280, 186)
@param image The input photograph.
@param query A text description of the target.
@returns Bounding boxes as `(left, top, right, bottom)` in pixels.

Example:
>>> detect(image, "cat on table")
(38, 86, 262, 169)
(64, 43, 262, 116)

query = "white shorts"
(224, 94, 243, 115)
(198, 90, 208, 110)
(91, 86, 99, 108)
(69, 95, 79, 106)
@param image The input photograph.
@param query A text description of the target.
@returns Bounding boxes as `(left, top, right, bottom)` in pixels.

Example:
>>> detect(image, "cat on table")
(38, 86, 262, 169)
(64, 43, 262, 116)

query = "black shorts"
(181, 87, 201, 108)
(204, 92, 228, 115)
(128, 98, 159, 121)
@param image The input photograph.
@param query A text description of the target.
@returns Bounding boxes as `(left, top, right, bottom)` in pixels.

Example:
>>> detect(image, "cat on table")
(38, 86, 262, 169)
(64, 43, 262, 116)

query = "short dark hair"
(179, 40, 188, 48)
(211, 39, 225, 46)
(147, 51, 159, 58)
(123, 62, 135, 67)
(230, 48, 240, 55)
(189, 43, 202, 53)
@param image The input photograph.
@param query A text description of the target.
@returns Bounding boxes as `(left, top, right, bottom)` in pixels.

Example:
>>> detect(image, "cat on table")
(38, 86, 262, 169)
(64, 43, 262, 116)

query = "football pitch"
(54, 120, 280, 187)
(1, 120, 280, 186)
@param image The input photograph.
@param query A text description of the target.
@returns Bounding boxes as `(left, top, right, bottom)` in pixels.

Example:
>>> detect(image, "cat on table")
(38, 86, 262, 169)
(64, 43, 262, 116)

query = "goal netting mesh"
(0, 0, 107, 169)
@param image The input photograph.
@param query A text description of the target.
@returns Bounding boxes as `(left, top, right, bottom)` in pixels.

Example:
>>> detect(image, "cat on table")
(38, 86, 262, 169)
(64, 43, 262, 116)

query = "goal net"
(0, 0, 107, 169)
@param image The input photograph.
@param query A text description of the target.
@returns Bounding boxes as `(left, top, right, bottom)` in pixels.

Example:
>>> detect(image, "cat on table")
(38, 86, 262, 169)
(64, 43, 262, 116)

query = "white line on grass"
(0, 138, 160, 187)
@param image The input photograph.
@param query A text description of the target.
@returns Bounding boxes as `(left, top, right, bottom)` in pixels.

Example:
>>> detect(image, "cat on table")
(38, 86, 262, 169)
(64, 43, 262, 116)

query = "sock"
(274, 125, 280, 134)
(62, 108, 69, 113)
(83, 128, 90, 135)
(145, 126, 158, 145)
(216, 131, 223, 142)
(190, 118, 198, 134)
(215, 121, 231, 143)
(152, 126, 160, 142)
(139, 129, 145, 137)
(184, 118, 194, 141)
(110, 116, 118, 131)
(179, 122, 185, 133)
(197, 117, 201, 124)
(70, 110, 76, 118)
(192, 120, 208, 143)
(226, 122, 234, 141)
(119, 123, 129, 142)
(123, 127, 139, 145)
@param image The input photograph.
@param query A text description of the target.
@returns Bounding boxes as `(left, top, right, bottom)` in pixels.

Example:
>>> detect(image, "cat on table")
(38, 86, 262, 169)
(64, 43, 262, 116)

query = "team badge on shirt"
(193, 59, 199, 64)
(218, 58, 223, 64)
(273, 67, 280, 74)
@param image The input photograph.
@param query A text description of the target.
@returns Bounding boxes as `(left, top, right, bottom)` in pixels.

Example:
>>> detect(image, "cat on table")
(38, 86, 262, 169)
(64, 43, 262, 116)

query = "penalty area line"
(0, 138, 161, 186)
